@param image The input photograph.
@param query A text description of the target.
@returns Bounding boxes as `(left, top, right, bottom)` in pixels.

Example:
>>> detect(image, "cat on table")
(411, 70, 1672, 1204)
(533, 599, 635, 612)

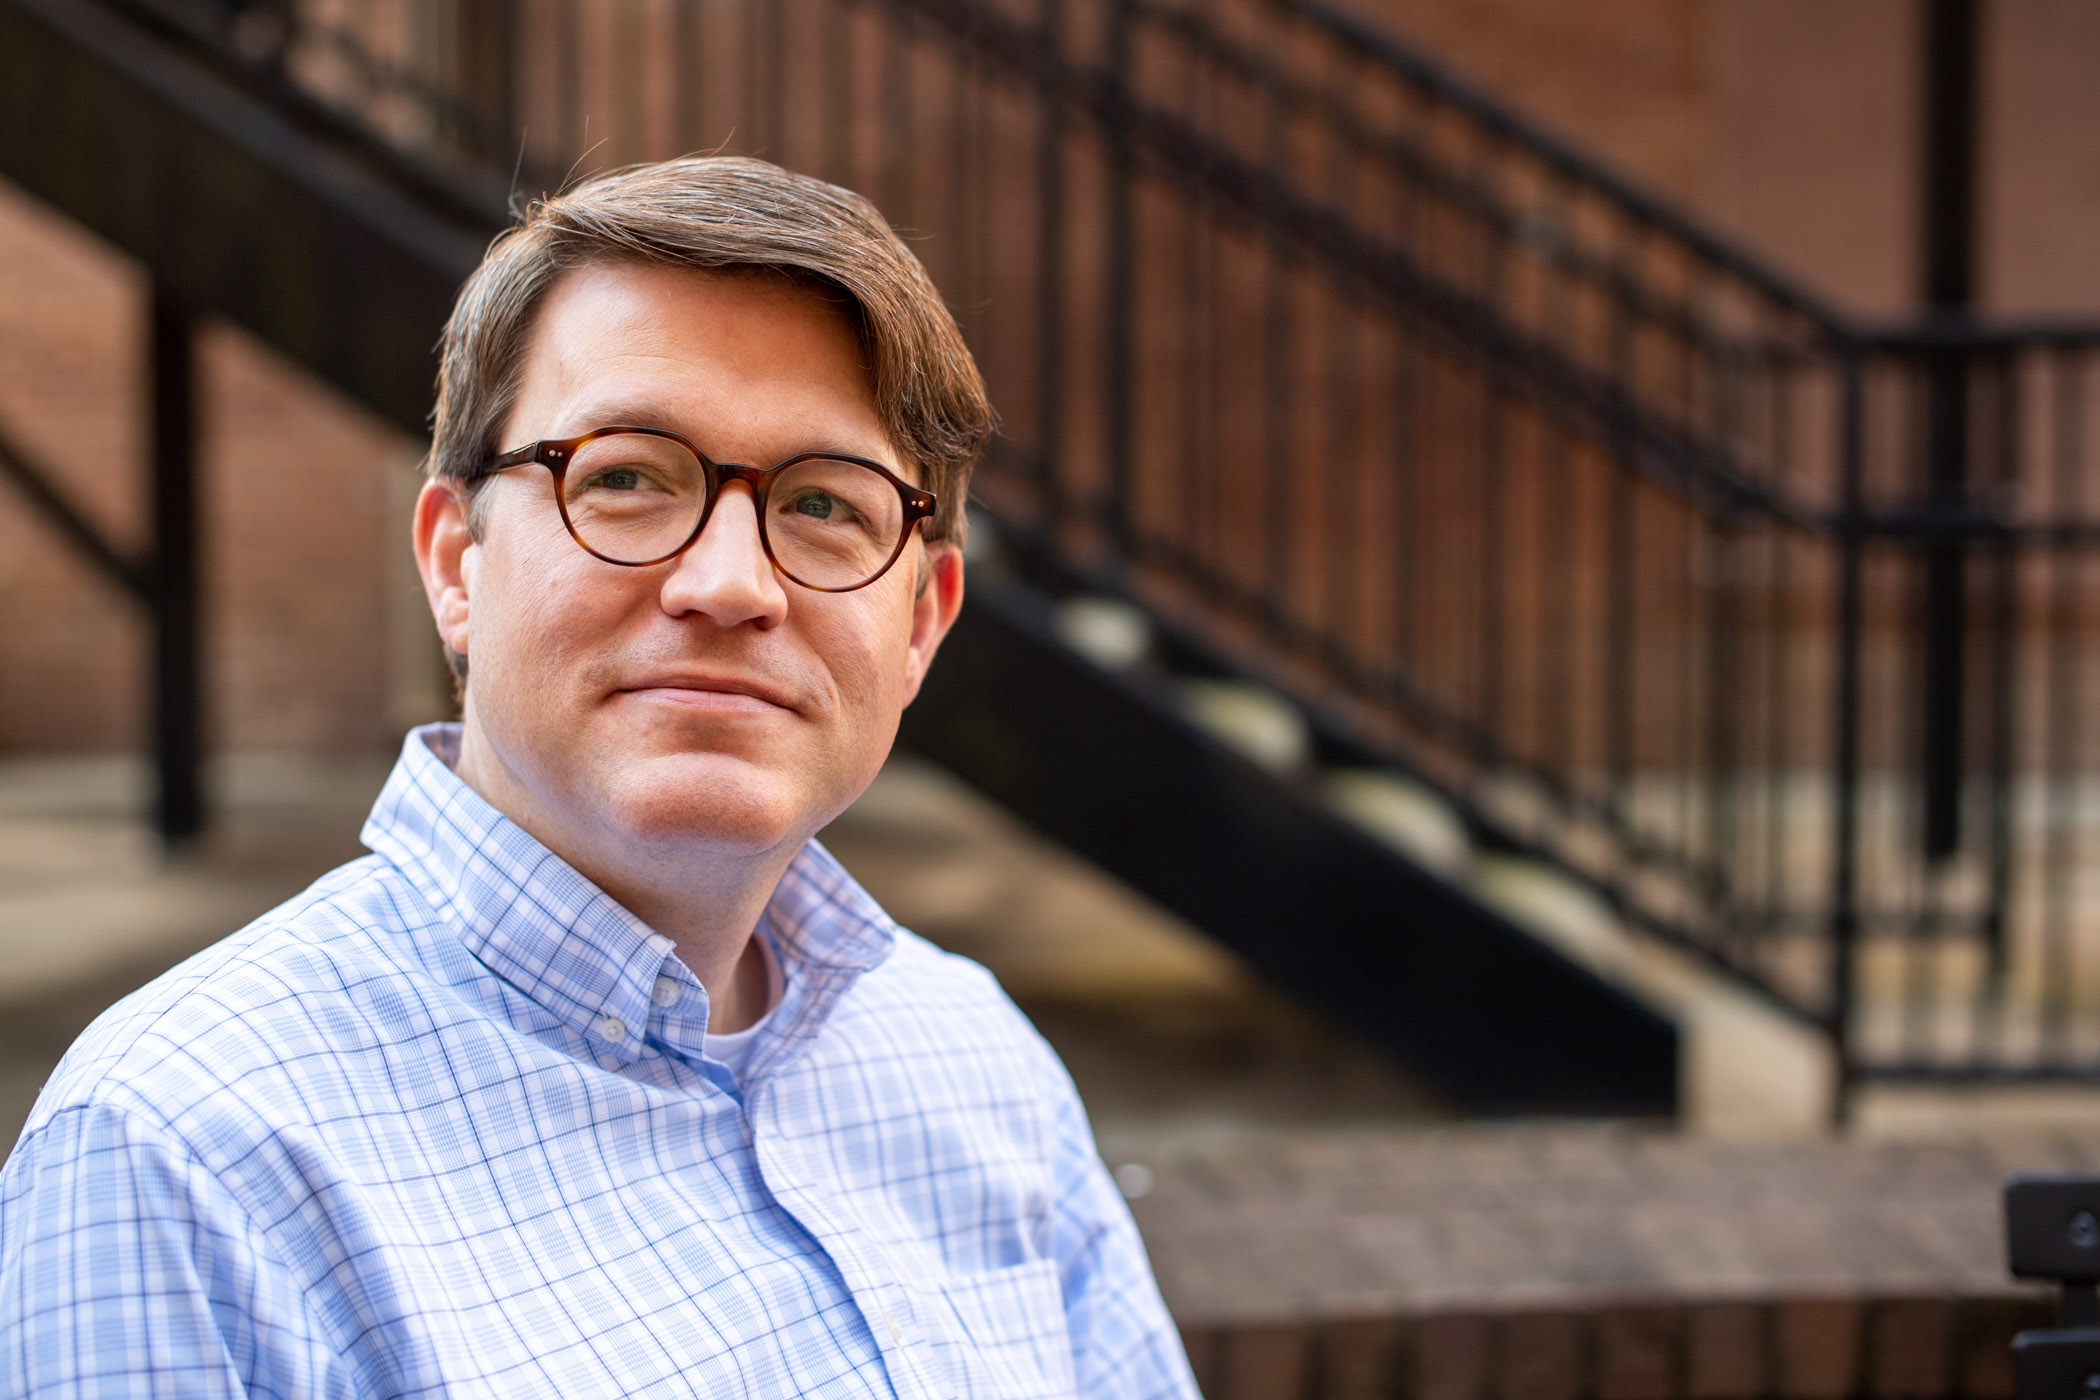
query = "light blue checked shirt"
(0, 725, 1197, 1398)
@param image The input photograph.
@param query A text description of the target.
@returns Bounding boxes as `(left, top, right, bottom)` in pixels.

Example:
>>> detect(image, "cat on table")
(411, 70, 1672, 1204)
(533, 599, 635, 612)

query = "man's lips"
(616, 674, 798, 713)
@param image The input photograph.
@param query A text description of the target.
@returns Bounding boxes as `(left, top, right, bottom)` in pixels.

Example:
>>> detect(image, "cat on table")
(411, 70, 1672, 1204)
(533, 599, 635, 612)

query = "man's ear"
(901, 540, 965, 704)
(414, 478, 475, 660)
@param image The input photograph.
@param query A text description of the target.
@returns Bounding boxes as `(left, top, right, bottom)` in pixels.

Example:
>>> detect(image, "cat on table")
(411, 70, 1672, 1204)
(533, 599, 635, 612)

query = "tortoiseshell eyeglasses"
(476, 425, 938, 593)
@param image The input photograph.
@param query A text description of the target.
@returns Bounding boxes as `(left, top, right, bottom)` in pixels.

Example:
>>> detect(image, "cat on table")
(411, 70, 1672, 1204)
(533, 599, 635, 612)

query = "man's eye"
(789, 489, 846, 520)
(589, 467, 643, 491)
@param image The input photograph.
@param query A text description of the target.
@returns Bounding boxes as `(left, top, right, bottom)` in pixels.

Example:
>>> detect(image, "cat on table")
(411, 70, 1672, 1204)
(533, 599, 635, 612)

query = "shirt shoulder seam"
(13, 1098, 360, 1370)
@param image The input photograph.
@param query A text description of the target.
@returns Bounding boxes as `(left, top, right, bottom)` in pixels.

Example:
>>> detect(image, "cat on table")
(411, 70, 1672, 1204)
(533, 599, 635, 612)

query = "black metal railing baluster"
(1102, 0, 1134, 563)
(1603, 234, 1638, 855)
(1536, 224, 1576, 791)
(1174, 23, 1209, 588)
(1831, 346, 1868, 1115)
(879, 15, 915, 236)
(149, 289, 202, 849)
(1032, 0, 1066, 532)
(2041, 352, 2087, 1065)
(1474, 136, 1508, 752)
(1324, 102, 1364, 659)
(820, 1, 852, 187)
(942, 56, 972, 337)
(764, 0, 788, 163)
(1978, 350, 2018, 1065)
(1761, 361, 1798, 983)
(1257, 67, 1293, 625)
(673, 1, 706, 158)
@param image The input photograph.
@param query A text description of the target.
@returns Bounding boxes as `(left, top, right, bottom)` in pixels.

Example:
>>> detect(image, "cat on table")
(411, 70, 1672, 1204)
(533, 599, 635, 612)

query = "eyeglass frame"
(472, 425, 939, 593)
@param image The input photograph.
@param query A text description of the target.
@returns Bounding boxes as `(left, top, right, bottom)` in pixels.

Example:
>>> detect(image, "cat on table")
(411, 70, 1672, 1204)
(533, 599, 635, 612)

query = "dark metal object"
(2009, 1177, 2100, 1288)
(1829, 351, 1868, 1113)
(2008, 1175, 2100, 1399)
(1922, 0, 1981, 310)
(149, 290, 202, 847)
(2015, 1331, 2100, 1400)
(1102, 0, 1135, 562)
(1918, 0, 1981, 862)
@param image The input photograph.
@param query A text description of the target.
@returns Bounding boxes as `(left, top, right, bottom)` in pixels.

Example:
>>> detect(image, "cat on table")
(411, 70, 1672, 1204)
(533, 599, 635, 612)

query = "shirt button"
(881, 1310, 902, 1344)
(598, 1016, 627, 1043)
(651, 976, 680, 1007)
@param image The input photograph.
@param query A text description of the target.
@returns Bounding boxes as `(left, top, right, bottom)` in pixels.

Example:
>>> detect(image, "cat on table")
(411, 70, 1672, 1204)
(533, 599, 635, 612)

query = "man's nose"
(656, 481, 790, 628)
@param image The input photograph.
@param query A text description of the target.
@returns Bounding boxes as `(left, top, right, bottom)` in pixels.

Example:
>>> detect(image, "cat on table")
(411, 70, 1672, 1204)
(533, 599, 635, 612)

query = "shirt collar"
(361, 724, 895, 1062)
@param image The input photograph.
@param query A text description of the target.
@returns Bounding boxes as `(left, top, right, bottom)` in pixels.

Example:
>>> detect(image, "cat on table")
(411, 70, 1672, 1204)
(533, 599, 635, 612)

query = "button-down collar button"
(651, 976, 680, 1008)
(598, 1016, 628, 1044)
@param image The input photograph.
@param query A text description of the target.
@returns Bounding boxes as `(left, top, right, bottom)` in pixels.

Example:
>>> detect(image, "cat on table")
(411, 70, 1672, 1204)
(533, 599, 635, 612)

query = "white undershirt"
(701, 932, 784, 1082)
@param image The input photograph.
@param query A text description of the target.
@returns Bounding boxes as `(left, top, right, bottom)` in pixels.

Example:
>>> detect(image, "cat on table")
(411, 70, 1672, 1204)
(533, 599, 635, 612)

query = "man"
(0, 156, 1198, 1398)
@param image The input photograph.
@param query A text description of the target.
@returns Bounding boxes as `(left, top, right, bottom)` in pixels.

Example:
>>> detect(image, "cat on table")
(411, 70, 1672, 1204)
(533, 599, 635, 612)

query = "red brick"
(1220, 1322, 1315, 1400)
(1776, 1299, 1862, 1400)
(1414, 1313, 1493, 1400)
(1684, 1302, 1768, 1400)
(1950, 1296, 2052, 1400)
(1492, 1310, 1583, 1400)
(1866, 1297, 1952, 1399)
(1316, 1315, 1404, 1400)
(1595, 1305, 1681, 1400)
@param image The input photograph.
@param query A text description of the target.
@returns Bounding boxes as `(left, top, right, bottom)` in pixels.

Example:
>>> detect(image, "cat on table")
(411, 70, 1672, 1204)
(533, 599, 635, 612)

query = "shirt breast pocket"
(931, 1258, 1078, 1400)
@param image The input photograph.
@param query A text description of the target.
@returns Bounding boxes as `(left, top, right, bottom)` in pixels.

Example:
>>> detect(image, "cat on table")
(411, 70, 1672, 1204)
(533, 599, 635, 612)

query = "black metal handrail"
(1272, 0, 1851, 330)
(82, 0, 2100, 1089)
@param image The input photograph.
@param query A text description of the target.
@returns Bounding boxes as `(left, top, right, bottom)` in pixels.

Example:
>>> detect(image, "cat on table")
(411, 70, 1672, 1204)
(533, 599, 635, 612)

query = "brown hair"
(428, 155, 993, 543)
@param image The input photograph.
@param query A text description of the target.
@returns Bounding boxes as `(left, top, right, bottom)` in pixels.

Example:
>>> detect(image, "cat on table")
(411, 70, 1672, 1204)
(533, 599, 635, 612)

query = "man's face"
(417, 261, 963, 872)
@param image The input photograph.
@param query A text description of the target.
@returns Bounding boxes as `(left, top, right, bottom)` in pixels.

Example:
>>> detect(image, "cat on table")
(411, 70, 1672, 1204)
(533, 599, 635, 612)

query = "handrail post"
(1917, 0, 1980, 863)
(453, 0, 518, 166)
(1829, 343, 1867, 1124)
(150, 287, 203, 848)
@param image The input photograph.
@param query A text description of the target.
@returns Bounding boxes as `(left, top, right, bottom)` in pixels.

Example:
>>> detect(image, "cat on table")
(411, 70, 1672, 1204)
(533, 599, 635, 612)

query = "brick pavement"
(1104, 1123, 2068, 1399)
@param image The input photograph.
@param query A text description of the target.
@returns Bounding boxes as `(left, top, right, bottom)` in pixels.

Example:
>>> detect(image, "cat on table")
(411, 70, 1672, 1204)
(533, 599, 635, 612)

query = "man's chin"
(596, 751, 813, 855)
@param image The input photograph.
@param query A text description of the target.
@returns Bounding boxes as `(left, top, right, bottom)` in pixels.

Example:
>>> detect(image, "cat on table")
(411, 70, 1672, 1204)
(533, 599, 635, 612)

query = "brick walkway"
(1107, 1123, 2065, 1399)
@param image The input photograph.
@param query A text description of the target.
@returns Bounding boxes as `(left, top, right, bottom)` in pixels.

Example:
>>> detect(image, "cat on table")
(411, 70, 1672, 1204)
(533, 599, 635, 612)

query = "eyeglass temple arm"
(476, 441, 568, 481)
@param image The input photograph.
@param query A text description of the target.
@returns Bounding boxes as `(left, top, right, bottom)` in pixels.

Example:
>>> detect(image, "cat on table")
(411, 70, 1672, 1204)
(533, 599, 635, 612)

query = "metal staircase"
(9, 0, 2100, 1113)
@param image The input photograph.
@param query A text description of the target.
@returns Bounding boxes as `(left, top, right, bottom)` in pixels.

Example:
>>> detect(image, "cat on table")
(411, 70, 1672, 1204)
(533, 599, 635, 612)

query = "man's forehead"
(507, 262, 893, 460)
(540, 263, 828, 343)
(531, 260, 862, 357)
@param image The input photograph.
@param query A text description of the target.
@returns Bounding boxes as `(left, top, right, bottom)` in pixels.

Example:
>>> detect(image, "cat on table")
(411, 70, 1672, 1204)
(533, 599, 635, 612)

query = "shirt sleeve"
(0, 1100, 345, 1398)
(1046, 1086, 1201, 1400)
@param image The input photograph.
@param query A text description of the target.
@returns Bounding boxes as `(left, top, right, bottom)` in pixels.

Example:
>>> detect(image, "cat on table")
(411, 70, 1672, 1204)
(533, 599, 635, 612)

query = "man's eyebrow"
(555, 405, 900, 468)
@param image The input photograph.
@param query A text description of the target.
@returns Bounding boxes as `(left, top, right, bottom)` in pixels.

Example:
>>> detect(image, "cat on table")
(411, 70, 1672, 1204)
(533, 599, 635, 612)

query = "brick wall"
(1177, 1295, 2049, 1400)
(0, 175, 447, 756)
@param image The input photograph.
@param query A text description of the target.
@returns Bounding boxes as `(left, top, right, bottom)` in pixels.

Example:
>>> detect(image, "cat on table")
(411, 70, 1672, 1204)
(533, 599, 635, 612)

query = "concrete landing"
(1118, 1121, 2060, 1400)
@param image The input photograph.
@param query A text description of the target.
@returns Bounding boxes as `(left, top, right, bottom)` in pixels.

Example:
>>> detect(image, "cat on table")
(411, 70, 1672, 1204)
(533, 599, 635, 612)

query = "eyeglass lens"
(559, 432, 908, 588)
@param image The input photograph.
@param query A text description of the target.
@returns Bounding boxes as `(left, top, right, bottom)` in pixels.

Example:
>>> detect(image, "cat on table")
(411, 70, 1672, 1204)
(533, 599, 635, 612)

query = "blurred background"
(6, 0, 2100, 1392)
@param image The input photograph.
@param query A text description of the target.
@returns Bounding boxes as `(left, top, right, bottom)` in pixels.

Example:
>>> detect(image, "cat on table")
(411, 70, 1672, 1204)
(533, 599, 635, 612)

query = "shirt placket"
(746, 971, 946, 1400)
